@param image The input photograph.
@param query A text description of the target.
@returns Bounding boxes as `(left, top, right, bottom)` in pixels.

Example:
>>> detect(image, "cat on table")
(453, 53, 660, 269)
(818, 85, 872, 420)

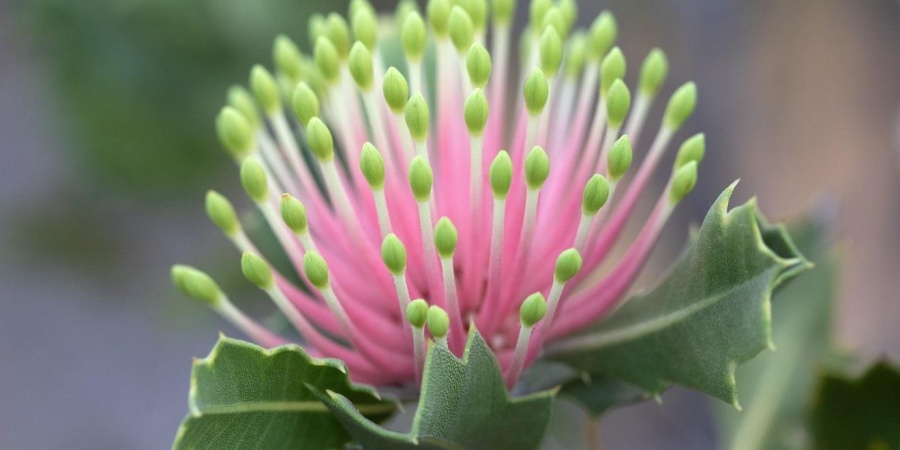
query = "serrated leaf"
(716, 219, 839, 450)
(173, 335, 396, 450)
(547, 183, 811, 407)
(811, 361, 900, 450)
(314, 329, 556, 450)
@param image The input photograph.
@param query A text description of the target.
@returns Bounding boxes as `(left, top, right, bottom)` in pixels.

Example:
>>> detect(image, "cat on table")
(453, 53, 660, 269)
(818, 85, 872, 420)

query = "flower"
(172, 0, 705, 388)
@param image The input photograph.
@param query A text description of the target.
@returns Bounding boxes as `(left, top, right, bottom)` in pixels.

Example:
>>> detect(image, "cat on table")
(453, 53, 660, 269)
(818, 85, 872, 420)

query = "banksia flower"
(174, 0, 705, 388)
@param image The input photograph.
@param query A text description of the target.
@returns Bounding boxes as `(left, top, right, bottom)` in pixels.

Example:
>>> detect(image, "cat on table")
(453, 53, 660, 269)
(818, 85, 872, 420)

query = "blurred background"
(1, 0, 898, 448)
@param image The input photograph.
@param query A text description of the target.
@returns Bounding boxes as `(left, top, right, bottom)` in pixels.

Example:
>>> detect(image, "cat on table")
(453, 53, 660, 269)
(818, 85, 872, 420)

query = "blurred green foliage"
(17, 0, 349, 203)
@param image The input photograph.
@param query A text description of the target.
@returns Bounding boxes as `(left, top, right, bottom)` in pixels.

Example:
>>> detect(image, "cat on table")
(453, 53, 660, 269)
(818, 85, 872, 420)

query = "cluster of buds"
(172, 0, 704, 388)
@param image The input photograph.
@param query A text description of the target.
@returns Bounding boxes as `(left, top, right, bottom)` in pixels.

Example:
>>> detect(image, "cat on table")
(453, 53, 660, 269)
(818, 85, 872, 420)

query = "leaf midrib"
(194, 400, 395, 416)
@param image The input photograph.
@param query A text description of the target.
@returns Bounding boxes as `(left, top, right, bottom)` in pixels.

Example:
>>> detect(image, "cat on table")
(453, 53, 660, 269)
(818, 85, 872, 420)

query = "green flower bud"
(349, 0, 375, 18)
(306, 117, 335, 162)
(349, 41, 374, 91)
(525, 146, 550, 189)
(490, 150, 513, 199)
(205, 190, 240, 236)
(303, 251, 331, 289)
(326, 13, 351, 59)
(402, 11, 428, 62)
(250, 65, 281, 115)
(240, 157, 269, 203)
(241, 251, 274, 289)
(588, 11, 617, 60)
(359, 142, 386, 190)
(300, 57, 328, 95)
(216, 106, 255, 158)
(539, 26, 563, 77)
(351, 7, 378, 50)
(426, 305, 450, 338)
(600, 47, 626, 95)
(663, 82, 697, 130)
(462, 0, 488, 32)
(675, 133, 706, 169)
(582, 174, 610, 215)
(406, 299, 428, 328)
(227, 85, 261, 130)
(670, 160, 698, 203)
(558, 0, 577, 36)
(492, 0, 516, 25)
(308, 14, 327, 45)
(396, 0, 420, 26)
(540, 7, 563, 35)
(280, 194, 308, 235)
(408, 155, 433, 202)
(464, 89, 489, 136)
(381, 234, 408, 275)
(554, 248, 582, 283)
(466, 43, 492, 88)
(383, 67, 410, 114)
(523, 68, 549, 116)
(564, 33, 588, 78)
(607, 135, 633, 181)
(449, 6, 474, 54)
(291, 82, 319, 127)
(428, 0, 452, 38)
(171, 265, 222, 306)
(639, 48, 669, 96)
(529, 0, 553, 30)
(273, 35, 303, 83)
(314, 37, 341, 84)
(519, 292, 547, 328)
(605, 79, 632, 128)
(434, 217, 458, 258)
(405, 93, 430, 142)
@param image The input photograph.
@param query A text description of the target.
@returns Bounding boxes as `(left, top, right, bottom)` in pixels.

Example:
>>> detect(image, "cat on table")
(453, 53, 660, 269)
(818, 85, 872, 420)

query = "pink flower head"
(173, 2, 704, 388)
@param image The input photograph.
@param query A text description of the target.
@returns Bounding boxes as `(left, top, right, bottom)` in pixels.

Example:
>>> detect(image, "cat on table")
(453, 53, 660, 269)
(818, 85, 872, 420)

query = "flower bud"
(464, 0, 488, 32)
(273, 35, 303, 83)
(349, 0, 375, 19)
(525, 146, 550, 190)
(490, 150, 513, 199)
(582, 174, 610, 216)
(383, 67, 410, 114)
(524, 68, 549, 116)
(539, 26, 563, 77)
(464, 89, 489, 136)
(402, 11, 428, 62)
(381, 234, 408, 275)
(519, 293, 547, 328)
(306, 117, 335, 162)
(280, 194, 308, 235)
(670, 160, 698, 203)
(360, 142, 386, 190)
(405, 93, 430, 142)
(216, 107, 255, 158)
(492, 0, 516, 25)
(558, 0, 577, 36)
(349, 41, 374, 91)
(664, 82, 697, 130)
(408, 156, 434, 202)
(250, 65, 281, 115)
(303, 251, 331, 289)
(406, 299, 428, 328)
(639, 48, 669, 96)
(588, 11, 617, 60)
(205, 190, 240, 236)
(607, 135, 633, 181)
(325, 13, 351, 59)
(605, 79, 632, 128)
(314, 37, 341, 84)
(240, 157, 269, 203)
(466, 44, 492, 88)
(554, 249, 583, 283)
(449, 6, 475, 53)
(308, 14, 327, 44)
(396, 0, 420, 26)
(675, 133, 706, 169)
(291, 82, 319, 127)
(426, 305, 450, 339)
(428, 0, 452, 38)
(529, 0, 552, 30)
(565, 33, 588, 78)
(434, 217, 458, 258)
(172, 265, 222, 306)
(351, 7, 377, 50)
(600, 47, 626, 96)
(227, 86, 261, 130)
(241, 251, 274, 289)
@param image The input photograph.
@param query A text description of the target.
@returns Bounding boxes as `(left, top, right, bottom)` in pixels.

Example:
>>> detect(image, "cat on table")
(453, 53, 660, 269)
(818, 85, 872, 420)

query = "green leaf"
(173, 335, 396, 450)
(314, 329, 556, 449)
(547, 183, 812, 407)
(716, 218, 840, 450)
(811, 361, 900, 450)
